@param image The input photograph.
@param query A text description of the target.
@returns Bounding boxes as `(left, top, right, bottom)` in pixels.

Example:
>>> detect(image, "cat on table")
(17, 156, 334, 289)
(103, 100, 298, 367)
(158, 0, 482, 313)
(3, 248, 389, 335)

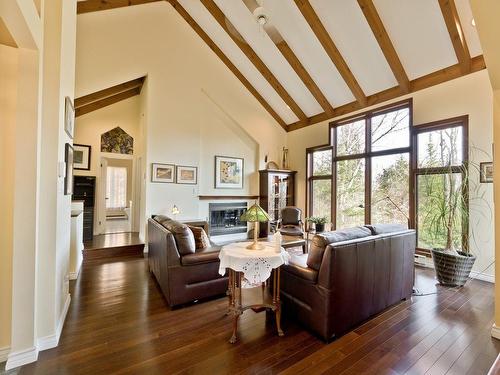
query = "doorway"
(101, 157, 134, 234)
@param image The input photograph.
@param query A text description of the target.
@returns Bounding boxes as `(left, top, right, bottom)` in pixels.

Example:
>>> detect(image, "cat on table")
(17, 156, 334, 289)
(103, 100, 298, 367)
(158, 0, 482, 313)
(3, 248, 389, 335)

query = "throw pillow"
(189, 226, 210, 249)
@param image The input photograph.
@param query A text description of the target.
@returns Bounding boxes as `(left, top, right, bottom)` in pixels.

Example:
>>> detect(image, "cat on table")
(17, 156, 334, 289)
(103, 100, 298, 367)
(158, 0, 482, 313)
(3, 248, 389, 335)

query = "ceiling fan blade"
(264, 24, 283, 44)
(243, 0, 259, 13)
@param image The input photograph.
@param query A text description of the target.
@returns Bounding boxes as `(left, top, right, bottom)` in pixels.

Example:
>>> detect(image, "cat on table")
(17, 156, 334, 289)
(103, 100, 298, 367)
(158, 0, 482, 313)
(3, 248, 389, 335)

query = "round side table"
(219, 241, 290, 343)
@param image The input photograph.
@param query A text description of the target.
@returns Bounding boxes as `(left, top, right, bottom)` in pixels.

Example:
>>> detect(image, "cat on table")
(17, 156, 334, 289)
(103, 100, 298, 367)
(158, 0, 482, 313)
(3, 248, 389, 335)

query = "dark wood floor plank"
(16, 258, 498, 375)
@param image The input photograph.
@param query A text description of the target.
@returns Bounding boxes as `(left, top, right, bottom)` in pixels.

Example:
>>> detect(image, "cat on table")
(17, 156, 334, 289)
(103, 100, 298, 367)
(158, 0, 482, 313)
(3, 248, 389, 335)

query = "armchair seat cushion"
(181, 246, 222, 266)
(280, 226, 304, 237)
(283, 254, 317, 282)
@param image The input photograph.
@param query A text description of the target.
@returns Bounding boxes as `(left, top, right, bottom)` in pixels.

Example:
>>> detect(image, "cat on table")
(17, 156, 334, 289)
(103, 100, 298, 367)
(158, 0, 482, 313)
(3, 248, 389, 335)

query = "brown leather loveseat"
(280, 224, 415, 341)
(148, 216, 228, 307)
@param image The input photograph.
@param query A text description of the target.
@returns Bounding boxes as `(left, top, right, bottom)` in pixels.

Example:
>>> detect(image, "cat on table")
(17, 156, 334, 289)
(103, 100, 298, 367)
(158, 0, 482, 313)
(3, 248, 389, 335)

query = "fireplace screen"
(209, 202, 248, 236)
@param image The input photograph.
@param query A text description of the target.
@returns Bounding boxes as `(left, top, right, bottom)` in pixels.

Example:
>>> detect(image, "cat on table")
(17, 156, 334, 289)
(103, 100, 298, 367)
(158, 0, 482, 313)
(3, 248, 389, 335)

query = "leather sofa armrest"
(283, 263, 318, 283)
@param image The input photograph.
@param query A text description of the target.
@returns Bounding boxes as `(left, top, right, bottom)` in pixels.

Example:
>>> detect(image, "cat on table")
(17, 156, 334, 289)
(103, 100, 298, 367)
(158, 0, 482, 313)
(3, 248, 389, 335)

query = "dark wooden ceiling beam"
(294, 0, 367, 106)
(288, 55, 485, 131)
(438, 0, 471, 74)
(75, 77, 145, 108)
(75, 86, 142, 117)
(77, 0, 162, 14)
(276, 40, 334, 115)
(357, 0, 410, 93)
(200, 0, 307, 122)
(167, 0, 287, 131)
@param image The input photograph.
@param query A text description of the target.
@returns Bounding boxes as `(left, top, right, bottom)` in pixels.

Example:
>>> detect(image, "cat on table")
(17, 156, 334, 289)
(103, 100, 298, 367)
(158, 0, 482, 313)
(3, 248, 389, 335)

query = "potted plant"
(419, 144, 490, 287)
(306, 216, 328, 233)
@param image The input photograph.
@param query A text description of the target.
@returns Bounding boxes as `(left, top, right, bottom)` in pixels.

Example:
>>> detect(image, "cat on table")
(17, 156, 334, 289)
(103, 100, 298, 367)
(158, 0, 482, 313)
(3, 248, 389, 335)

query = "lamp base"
(246, 240, 265, 250)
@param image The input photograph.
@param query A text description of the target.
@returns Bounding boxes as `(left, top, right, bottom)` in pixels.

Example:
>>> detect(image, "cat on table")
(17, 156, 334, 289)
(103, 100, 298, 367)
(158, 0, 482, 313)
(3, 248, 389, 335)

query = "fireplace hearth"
(209, 202, 247, 236)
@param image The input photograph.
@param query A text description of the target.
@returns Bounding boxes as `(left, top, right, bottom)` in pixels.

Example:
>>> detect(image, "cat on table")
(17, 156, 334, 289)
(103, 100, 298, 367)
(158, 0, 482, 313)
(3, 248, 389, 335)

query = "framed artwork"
(151, 163, 175, 183)
(64, 143, 74, 195)
(480, 162, 493, 183)
(64, 97, 75, 139)
(215, 155, 244, 189)
(176, 165, 198, 185)
(73, 144, 91, 170)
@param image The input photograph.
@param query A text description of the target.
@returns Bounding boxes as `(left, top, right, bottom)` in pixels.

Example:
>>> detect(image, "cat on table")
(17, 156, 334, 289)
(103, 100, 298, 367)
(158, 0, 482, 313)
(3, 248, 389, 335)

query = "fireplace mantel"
(198, 195, 259, 200)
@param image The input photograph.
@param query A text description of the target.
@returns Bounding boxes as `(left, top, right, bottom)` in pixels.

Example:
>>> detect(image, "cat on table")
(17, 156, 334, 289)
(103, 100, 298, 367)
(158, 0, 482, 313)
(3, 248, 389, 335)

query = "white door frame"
(97, 153, 136, 235)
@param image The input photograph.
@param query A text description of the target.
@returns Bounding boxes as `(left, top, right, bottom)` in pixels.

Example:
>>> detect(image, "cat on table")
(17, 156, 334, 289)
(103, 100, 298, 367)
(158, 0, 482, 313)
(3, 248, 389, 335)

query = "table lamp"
(240, 202, 270, 250)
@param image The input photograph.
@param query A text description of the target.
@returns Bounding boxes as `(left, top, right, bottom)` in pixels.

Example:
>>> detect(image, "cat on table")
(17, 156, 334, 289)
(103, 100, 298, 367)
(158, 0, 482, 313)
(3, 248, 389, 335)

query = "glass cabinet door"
(268, 173, 293, 222)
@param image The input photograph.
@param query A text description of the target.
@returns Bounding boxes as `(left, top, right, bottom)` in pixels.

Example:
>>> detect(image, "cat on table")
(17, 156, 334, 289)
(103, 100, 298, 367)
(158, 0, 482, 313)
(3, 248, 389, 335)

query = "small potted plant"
(306, 216, 328, 233)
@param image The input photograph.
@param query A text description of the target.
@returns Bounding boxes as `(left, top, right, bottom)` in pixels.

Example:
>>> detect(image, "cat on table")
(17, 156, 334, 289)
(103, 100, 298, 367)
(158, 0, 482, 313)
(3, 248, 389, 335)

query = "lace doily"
(219, 241, 290, 288)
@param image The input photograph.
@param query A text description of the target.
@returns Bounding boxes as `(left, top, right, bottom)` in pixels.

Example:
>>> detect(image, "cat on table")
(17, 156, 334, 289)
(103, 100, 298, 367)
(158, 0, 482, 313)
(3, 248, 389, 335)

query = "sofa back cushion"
(306, 226, 372, 270)
(154, 215, 172, 225)
(365, 223, 407, 235)
(161, 220, 196, 255)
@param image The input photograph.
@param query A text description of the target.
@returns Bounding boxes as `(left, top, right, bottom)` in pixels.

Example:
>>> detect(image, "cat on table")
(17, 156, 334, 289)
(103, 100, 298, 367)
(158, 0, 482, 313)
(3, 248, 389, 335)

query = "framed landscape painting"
(215, 156, 244, 189)
(64, 97, 75, 139)
(73, 144, 91, 170)
(64, 143, 74, 195)
(480, 162, 493, 183)
(176, 166, 197, 185)
(151, 163, 175, 183)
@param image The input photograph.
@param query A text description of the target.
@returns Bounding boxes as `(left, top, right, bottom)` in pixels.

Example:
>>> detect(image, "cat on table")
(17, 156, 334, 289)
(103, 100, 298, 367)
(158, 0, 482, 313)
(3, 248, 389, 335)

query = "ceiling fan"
(225, 0, 283, 44)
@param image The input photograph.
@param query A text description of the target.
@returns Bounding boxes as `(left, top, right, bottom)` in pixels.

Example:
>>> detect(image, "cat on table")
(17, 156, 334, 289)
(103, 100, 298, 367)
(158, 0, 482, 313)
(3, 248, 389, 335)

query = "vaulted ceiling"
(77, 0, 486, 132)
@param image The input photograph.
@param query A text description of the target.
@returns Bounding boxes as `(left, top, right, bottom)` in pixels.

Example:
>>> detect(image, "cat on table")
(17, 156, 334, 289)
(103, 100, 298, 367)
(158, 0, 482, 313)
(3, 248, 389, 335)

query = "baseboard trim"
(0, 346, 10, 363)
(492, 324, 500, 340)
(37, 294, 71, 351)
(5, 346, 38, 370)
(69, 266, 81, 280)
(415, 260, 494, 283)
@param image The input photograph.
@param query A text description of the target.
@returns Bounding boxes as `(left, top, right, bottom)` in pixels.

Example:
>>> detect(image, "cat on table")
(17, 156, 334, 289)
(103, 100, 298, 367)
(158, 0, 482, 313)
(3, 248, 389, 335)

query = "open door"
(96, 157, 108, 235)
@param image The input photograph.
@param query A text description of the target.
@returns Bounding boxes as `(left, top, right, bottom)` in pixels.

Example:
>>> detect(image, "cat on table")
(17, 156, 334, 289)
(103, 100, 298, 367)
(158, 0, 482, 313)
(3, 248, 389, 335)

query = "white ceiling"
(173, 0, 483, 125)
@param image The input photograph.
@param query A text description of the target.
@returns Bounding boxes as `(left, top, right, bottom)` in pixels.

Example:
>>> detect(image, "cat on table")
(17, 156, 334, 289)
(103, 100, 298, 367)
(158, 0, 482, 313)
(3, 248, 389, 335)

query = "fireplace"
(209, 202, 247, 236)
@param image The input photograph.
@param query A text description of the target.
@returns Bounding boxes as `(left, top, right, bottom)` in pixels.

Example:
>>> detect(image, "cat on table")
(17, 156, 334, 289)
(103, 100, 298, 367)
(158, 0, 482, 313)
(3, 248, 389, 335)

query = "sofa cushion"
(365, 223, 407, 235)
(283, 254, 318, 282)
(161, 220, 196, 255)
(306, 226, 372, 270)
(181, 246, 222, 266)
(189, 225, 210, 249)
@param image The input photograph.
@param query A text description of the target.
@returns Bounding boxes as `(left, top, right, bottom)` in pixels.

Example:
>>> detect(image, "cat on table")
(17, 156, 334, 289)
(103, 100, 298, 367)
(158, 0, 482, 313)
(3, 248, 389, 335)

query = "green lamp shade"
(240, 203, 270, 222)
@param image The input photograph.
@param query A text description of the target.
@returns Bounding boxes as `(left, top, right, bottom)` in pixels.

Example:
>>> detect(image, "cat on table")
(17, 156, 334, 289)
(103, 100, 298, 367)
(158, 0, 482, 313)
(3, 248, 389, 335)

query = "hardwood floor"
(18, 257, 499, 375)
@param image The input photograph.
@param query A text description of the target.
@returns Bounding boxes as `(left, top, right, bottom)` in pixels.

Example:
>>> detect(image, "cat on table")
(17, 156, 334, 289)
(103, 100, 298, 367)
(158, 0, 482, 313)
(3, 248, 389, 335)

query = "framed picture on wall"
(73, 144, 91, 170)
(480, 162, 493, 183)
(151, 163, 175, 183)
(64, 97, 75, 139)
(215, 155, 244, 189)
(176, 165, 198, 185)
(64, 143, 74, 195)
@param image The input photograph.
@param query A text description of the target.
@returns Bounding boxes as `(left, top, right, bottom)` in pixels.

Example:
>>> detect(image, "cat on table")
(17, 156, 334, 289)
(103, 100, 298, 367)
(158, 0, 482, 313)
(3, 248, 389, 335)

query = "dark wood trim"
(198, 195, 259, 200)
(77, 0, 161, 14)
(167, 0, 287, 131)
(411, 115, 469, 252)
(357, 0, 410, 93)
(294, 0, 367, 106)
(288, 56, 485, 131)
(74, 77, 145, 108)
(75, 87, 141, 117)
(200, 0, 307, 121)
(276, 40, 334, 115)
(438, 0, 471, 74)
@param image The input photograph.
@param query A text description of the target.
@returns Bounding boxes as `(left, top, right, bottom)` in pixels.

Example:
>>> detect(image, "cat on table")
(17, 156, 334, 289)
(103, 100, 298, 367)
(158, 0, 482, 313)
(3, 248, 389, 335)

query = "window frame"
(411, 115, 469, 255)
(329, 99, 413, 230)
(306, 144, 333, 223)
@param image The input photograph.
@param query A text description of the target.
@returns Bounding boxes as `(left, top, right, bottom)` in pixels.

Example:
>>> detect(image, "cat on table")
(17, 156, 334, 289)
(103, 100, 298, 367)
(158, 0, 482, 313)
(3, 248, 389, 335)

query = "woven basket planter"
(431, 249, 476, 287)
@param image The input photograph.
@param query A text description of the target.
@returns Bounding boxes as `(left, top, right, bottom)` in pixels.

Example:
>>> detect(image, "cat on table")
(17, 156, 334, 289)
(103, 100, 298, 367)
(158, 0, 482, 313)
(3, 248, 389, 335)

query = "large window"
(413, 117, 468, 252)
(307, 100, 411, 230)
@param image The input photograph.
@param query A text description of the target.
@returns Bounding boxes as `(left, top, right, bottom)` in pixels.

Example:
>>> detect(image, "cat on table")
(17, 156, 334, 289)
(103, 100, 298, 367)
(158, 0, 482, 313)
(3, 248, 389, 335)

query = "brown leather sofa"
(280, 224, 415, 341)
(148, 216, 228, 307)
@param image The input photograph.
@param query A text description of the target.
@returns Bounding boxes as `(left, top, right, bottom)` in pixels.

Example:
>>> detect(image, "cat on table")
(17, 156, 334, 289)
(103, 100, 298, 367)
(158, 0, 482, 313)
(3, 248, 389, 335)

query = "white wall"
(0, 44, 18, 354)
(288, 70, 494, 279)
(75, 2, 286, 238)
